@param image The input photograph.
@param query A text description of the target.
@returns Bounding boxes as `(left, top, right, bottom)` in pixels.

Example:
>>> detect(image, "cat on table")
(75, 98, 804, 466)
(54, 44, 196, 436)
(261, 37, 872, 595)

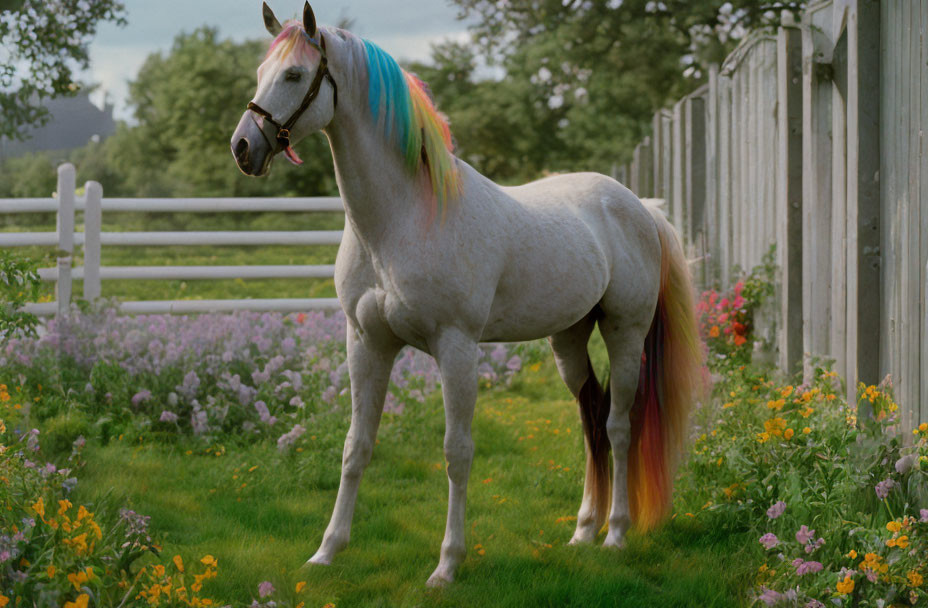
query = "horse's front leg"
(426, 328, 479, 587)
(308, 321, 400, 565)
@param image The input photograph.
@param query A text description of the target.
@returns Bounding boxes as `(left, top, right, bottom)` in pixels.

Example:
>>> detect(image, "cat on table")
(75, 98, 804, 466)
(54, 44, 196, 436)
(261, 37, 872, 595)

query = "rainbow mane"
(261, 23, 461, 218)
(363, 40, 461, 219)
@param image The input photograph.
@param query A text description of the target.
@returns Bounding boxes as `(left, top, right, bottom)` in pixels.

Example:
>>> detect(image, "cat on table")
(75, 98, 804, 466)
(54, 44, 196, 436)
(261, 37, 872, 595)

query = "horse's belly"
(480, 240, 609, 342)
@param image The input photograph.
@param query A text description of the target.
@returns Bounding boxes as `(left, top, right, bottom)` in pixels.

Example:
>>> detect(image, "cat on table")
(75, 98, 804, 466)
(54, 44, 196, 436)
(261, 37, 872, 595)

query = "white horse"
(232, 2, 704, 587)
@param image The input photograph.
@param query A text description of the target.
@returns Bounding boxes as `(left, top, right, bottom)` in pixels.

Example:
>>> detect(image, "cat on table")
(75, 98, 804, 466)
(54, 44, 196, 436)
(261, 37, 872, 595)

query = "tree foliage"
(0, 27, 339, 199)
(416, 0, 805, 180)
(0, 0, 127, 139)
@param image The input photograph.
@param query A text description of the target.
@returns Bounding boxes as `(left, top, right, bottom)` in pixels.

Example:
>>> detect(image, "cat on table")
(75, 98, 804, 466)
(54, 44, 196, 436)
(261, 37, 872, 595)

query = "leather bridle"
(246, 31, 338, 151)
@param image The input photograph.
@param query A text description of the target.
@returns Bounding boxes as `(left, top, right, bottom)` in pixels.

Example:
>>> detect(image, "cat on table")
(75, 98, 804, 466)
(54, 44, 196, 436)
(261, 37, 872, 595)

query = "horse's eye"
(285, 71, 302, 82)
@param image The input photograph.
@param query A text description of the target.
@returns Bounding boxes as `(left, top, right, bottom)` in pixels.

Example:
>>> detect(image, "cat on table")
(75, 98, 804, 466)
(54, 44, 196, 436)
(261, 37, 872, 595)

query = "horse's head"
(232, 2, 338, 176)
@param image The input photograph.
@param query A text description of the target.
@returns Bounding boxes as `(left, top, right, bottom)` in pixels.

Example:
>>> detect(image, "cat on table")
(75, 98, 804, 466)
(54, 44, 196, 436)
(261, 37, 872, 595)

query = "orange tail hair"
(627, 207, 706, 531)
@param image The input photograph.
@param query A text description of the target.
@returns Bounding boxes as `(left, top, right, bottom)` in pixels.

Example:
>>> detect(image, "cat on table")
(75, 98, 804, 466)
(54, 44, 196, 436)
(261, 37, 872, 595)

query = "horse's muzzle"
(231, 112, 272, 176)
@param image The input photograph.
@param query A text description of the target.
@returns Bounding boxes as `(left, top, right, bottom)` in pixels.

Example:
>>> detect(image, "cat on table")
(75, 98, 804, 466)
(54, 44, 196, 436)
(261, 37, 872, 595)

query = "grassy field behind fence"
(0, 210, 342, 302)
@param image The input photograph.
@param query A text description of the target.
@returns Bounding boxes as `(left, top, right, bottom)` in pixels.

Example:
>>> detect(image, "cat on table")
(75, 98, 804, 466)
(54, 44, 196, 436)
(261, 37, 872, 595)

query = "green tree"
(92, 26, 337, 198)
(0, 0, 126, 139)
(422, 0, 805, 179)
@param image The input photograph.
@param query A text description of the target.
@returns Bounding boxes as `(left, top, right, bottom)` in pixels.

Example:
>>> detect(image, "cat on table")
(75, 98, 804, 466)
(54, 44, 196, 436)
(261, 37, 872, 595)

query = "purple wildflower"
(759, 533, 779, 549)
(766, 501, 786, 519)
(805, 601, 825, 608)
(756, 588, 782, 606)
(277, 424, 306, 452)
(794, 560, 823, 575)
(795, 525, 815, 545)
(875, 478, 895, 500)
(258, 581, 275, 598)
(131, 389, 152, 407)
(920, 508, 928, 523)
(804, 537, 825, 554)
(160, 410, 179, 423)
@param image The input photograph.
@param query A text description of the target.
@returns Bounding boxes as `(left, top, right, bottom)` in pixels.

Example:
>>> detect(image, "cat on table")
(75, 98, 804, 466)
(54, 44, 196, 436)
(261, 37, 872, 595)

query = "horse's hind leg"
(597, 313, 651, 548)
(549, 312, 606, 545)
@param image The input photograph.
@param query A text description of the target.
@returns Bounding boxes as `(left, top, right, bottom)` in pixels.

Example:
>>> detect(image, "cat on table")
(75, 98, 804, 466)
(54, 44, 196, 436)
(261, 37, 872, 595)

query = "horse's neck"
(324, 105, 422, 247)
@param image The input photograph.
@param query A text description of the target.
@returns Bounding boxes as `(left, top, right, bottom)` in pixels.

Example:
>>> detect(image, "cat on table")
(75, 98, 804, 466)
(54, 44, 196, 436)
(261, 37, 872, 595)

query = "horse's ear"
(303, 2, 317, 37)
(262, 2, 282, 36)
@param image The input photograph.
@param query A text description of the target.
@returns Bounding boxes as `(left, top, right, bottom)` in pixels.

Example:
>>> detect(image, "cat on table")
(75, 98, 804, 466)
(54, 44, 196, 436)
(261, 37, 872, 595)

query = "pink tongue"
(283, 145, 303, 166)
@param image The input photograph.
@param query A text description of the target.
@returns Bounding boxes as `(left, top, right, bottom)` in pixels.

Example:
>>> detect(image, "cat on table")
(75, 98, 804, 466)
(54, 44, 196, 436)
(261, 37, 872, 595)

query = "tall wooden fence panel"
(624, 0, 927, 426)
(881, 0, 928, 427)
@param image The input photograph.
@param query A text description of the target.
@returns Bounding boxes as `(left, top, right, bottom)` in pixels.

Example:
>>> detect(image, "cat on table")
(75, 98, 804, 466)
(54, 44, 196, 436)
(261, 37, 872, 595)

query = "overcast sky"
(84, 0, 473, 120)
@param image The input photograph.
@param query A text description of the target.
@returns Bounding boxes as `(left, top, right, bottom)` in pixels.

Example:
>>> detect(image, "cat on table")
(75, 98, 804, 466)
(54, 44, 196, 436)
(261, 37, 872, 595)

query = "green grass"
(1, 211, 342, 302)
(72, 358, 754, 607)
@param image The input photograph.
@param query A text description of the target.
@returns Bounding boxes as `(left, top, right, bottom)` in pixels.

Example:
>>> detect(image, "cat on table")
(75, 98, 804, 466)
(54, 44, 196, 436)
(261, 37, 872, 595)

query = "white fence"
(0, 163, 343, 316)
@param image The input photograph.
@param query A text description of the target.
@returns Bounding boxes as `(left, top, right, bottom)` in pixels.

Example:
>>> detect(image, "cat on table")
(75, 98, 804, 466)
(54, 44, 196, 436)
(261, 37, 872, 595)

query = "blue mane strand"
(363, 39, 411, 149)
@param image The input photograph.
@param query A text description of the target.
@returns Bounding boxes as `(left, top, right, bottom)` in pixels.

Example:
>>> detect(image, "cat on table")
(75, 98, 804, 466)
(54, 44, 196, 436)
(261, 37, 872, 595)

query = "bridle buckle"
(277, 128, 291, 148)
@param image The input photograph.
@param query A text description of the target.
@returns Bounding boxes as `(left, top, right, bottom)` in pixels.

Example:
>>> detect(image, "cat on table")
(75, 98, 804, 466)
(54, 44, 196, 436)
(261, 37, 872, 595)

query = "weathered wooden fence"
(0, 164, 343, 316)
(623, 0, 928, 427)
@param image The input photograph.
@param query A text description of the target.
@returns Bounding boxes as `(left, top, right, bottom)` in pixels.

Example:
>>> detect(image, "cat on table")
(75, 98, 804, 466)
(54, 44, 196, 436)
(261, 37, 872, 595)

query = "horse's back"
(477, 171, 661, 341)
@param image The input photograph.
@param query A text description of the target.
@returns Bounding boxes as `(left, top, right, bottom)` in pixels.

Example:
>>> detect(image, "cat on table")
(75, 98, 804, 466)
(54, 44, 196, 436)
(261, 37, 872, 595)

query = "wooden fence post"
(671, 100, 686, 235)
(846, 0, 882, 414)
(56, 164, 75, 318)
(778, 24, 805, 373)
(706, 66, 720, 285)
(83, 181, 103, 301)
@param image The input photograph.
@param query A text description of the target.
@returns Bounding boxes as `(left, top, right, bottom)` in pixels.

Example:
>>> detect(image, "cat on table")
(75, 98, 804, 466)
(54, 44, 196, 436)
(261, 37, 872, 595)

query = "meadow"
(2, 212, 928, 607)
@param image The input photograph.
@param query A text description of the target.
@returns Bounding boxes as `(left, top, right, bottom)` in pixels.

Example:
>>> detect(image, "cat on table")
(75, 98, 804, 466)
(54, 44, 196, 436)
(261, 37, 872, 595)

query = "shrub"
(0, 417, 221, 606)
(680, 254, 928, 607)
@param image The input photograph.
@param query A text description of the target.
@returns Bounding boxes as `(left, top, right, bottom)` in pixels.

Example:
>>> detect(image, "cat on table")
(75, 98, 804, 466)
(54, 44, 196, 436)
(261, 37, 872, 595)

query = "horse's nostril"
(233, 137, 250, 162)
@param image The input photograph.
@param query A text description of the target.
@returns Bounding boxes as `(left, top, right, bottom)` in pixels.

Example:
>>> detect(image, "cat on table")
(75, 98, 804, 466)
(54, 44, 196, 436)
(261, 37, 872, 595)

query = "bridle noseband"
(246, 32, 338, 150)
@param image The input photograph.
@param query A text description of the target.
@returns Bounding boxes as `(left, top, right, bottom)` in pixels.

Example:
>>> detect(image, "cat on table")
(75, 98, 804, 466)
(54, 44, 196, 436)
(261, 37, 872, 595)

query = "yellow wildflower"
(200, 554, 216, 566)
(64, 594, 89, 608)
(766, 399, 786, 411)
(58, 499, 72, 516)
(76, 505, 91, 521)
(836, 575, 855, 595)
(896, 535, 909, 548)
(784, 428, 794, 440)
(296, 581, 307, 593)
(887, 521, 902, 533)
(908, 570, 924, 588)
(47, 565, 56, 578)
(0, 595, 7, 607)
(173, 554, 185, 572)
(764, 417, 787, 437)
(847, 550, 857, 559)
(32, 496, 45, 519)
(153, 564, 165, 577)
(802, 427, 811, 434)
(780, 386, 794, 398)
(756, 432, 770, 443)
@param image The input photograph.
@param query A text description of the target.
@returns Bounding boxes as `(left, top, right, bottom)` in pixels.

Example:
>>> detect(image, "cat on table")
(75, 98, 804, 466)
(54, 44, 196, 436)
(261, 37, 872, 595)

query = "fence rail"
(1, 164, 344, 316)
(622, 0, 926, 427)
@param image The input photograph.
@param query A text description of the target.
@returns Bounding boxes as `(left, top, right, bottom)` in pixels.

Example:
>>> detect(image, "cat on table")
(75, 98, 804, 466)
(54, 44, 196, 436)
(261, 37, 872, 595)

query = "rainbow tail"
(627, 202, 706, 531)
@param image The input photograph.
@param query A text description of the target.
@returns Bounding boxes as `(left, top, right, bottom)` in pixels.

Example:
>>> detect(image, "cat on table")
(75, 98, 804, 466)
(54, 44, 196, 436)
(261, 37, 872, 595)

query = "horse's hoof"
(426, 569, 453, 588)
(568, 528, 597, 545)
(306, 552, 333, 566)
(602, 535, 626, 549)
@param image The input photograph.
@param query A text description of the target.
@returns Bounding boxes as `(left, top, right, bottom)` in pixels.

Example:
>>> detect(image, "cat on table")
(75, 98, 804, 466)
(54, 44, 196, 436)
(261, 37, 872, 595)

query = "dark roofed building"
(0, 92, 116, 159)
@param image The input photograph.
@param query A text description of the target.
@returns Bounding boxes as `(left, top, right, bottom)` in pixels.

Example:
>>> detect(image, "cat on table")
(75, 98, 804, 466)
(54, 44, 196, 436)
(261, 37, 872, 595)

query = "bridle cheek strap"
(246, 34, 338, 151)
